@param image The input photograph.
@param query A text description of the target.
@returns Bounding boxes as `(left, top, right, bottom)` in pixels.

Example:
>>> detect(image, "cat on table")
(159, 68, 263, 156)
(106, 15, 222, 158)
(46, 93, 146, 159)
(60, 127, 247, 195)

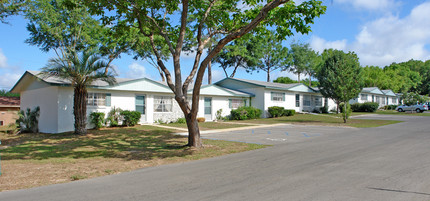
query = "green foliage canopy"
(317, 49, 364, 123)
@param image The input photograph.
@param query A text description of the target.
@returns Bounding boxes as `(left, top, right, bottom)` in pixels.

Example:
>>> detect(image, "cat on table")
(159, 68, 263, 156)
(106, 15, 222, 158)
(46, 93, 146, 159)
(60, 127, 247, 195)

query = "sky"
(1, 0, 430, 91)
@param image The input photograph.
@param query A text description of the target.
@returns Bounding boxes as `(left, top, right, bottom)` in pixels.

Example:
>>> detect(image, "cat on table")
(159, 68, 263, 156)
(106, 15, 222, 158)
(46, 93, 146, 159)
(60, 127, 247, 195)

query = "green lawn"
(162, 121, 251, 130)
(328, 110, 430, 116)
(0, 125, 266, 191)
(228, 113, 402, 128)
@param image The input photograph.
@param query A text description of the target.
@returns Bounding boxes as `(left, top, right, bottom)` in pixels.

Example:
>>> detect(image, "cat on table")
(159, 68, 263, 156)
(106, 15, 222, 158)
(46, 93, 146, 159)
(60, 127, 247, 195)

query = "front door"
(135, 95, 146, 123)
(204, 97, 212, 121)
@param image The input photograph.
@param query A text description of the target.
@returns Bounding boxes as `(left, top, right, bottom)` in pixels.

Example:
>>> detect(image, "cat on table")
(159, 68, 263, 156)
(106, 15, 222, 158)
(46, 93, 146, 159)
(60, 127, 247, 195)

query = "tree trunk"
(185, 113, 202, 147)
(309, 74, 312, 87)
(208, 60, 212, 84)
(267, 69, 270, 82)
(74, 85, 87, 135)
(336, 101, 340, 114)
(298, 73, 301, 83)
(343, 102, 347, 123)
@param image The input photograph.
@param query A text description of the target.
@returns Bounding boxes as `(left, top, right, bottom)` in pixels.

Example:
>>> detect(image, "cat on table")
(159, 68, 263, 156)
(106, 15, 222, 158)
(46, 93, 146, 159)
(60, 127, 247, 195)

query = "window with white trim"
(314, 96, 322, 107)
(295, 94, 300, 107)
(392, 97, 397, 103)
(381, 97, 386, 105)
(87, 93, 106, 106)
(303, 95, 311, 106)
(229, 99, 246, 109)
(360, 94, 368, 101)
(271, 92, 284, 102)
(154, 96, 172, 112)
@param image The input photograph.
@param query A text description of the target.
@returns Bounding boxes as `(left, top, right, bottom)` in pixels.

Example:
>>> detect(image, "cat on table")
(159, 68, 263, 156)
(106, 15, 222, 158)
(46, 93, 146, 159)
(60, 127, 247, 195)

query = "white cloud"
(0, 72, 22, 90)
(0, 49, 8, 68)
(125, 63, 151, 79)
(310, 36, 347, 53)
(203, 69, 225, 84)
(310, 2, 430, 67)
(335, 0, 400, 11)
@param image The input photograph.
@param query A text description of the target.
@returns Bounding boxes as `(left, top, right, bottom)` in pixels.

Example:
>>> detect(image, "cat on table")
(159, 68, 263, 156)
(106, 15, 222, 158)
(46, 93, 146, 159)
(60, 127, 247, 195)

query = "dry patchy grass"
(0, 125, 266, 192)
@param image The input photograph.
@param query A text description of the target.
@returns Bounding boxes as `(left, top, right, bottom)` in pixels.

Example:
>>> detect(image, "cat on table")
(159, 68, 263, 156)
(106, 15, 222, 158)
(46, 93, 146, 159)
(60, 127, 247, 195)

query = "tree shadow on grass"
(1, 127, 197, 161)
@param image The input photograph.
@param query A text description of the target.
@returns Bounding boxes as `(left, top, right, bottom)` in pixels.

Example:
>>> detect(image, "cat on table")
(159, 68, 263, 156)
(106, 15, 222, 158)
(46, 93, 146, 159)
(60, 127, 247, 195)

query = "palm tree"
(40, 51, 116, 134)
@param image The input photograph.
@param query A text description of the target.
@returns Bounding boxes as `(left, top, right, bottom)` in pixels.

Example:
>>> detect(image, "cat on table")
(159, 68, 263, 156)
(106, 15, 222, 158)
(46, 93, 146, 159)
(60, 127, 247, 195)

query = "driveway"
(1, 115, 430, 201)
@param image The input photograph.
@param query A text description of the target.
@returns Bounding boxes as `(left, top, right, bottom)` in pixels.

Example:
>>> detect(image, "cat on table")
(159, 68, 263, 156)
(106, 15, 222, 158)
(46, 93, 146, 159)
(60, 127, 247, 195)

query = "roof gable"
(362, 87, 384, 95)
(215, 77, 306, 91)
(11, 71, 172, 93)
(381, 89, 396, 96)
(287, 84, 317, 93)
(195, 85, 253, 97)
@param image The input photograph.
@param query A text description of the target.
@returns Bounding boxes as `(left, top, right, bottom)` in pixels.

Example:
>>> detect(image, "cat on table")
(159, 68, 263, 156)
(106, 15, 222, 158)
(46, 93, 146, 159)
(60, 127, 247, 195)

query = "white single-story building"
(10, 71, 251, 133)
(349, 87, 399, 107)
(215, 77, 337, 117)
(11, 71, 400, 134)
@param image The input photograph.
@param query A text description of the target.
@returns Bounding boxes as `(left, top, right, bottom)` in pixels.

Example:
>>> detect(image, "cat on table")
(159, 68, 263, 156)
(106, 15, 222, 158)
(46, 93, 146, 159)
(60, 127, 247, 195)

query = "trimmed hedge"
(350, 102, 379, 112)
(268, 106, 284, 117)
(283, 109, 296, 116)
(120, 110, 141, 126)
(230, 106, 262, 120)
(268, 106, 296, 117)
(384, 104, 398, 110)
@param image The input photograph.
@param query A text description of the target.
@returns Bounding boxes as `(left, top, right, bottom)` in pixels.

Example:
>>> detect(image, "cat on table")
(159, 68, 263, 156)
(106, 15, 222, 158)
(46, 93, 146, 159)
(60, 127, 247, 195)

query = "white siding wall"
(21, 81, 59, 133)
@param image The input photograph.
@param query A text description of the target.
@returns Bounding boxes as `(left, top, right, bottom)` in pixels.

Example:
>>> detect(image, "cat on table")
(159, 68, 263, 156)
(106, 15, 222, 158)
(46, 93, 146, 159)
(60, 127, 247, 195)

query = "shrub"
(320, 106, 329, 114)
(351, 103, 361, 112)
(283, 109, 296, 116)
(340, 103, 352, 119)
(215, 109, 223, 121)
(176, 117, 186, 124)
(385, 104, 397, 110)
(197, 117, 205, 122)
(350, 102, 379, 112)
(268, 106, 284, 117)
(120, 110, 141, 126)
(230, 106, 262, 120)
(89, 112, 105, 129)
(361, 102, 379, 112)
(16, 106, 40, 133)
(106, 106, 122, 127)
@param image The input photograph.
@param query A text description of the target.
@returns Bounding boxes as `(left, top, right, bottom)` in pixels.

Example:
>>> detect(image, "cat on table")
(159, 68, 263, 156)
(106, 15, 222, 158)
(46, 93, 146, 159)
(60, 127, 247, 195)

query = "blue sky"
(1, 0, 430, 90)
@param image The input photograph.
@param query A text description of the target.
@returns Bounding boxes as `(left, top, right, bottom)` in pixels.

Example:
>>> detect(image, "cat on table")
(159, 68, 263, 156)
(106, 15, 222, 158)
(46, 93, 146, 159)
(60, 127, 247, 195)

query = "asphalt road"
(1, 115, 430, 201)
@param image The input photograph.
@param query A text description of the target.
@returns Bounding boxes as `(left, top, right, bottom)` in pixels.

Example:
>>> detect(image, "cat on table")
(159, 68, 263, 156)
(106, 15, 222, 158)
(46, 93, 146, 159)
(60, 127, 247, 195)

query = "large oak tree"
(86, 0, 326, 147)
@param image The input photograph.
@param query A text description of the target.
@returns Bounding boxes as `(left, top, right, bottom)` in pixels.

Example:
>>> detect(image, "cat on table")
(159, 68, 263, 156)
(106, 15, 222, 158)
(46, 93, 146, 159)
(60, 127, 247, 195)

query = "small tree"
(16, 106, 40, 133)
(40, 51, 116, 134)
(317, 49, 364, 123)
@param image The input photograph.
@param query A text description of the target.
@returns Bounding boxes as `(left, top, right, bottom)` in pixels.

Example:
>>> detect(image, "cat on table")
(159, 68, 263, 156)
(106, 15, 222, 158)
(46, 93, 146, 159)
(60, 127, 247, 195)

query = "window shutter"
(244, 99, 247, 106)
(229, 99, 232, 108)
(106, 93, 111, 106)
(282, 93, 285, 101)
(271, 92, 274, 100)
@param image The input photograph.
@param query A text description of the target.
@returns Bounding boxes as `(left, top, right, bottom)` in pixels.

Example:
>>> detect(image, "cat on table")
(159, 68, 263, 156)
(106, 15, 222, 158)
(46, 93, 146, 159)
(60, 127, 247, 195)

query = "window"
(135, 95, 145, 114)
(154, 96, 172, 112)
(87, 93, 110, 106)
(0, 121, 3, 126)
(303, 95, 311, 106)
(382, 97, 386, 105)
(271, 92, 285, 102)
(229, 99, 246, 109)
(360, 94, 368, 101)
(295, 94, 300, 107)
(375, 96, 380, 103)
(392, 97, 397, 104)
(314, 96, 322, 107)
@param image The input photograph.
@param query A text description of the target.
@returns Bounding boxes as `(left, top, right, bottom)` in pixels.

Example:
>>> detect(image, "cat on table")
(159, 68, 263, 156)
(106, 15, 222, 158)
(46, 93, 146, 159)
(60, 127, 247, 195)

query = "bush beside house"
(230, 106, 262, 120)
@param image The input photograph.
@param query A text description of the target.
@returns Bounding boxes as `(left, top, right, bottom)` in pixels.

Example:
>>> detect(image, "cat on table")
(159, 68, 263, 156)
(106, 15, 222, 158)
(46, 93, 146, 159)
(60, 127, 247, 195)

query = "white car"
(396, 104, 428, 113)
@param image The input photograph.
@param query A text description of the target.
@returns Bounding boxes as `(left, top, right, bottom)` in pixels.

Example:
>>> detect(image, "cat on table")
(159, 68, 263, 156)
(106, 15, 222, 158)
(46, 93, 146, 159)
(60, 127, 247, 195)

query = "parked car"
(396, 104, 428, 113)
